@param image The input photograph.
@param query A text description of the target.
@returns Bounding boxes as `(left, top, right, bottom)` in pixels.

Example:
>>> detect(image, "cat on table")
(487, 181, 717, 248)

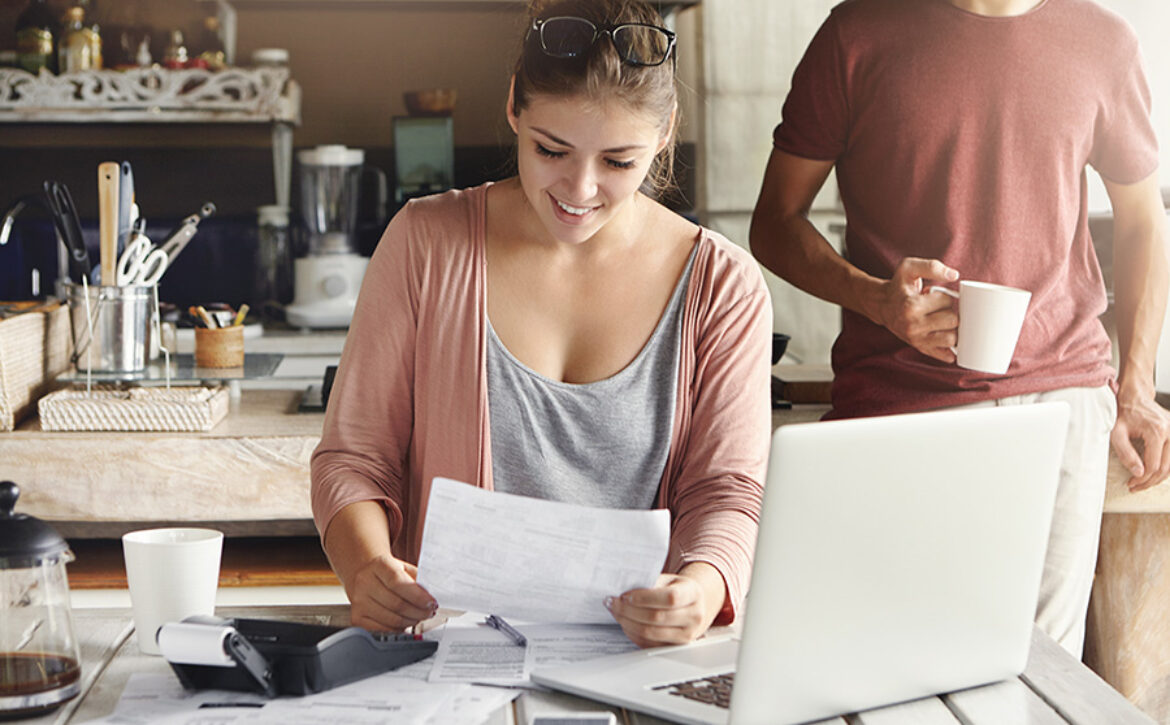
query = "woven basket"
(195, 326, 245, 368)
(0, 304, 72, 431)
(38, 385, 230, 432)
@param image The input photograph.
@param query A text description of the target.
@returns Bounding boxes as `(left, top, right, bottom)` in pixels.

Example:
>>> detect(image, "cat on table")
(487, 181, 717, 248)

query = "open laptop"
(532, 402, 1069, 725)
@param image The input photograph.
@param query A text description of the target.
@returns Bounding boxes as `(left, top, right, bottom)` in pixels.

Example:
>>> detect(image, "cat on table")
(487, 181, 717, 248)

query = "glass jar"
(0, 481, 81, 719)
(255, 205, 293, 309)
(58, 5, 101, 73)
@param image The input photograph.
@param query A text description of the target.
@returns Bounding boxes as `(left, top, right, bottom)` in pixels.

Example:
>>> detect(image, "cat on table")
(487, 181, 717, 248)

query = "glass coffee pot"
(0, 481, 81, 719)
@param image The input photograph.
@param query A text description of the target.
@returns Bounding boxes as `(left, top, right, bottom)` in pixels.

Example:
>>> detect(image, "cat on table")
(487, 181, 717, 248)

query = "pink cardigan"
(311, 184, 772, 624)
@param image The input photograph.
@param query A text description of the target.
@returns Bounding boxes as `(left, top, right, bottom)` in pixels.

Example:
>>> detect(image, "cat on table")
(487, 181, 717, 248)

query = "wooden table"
(22, 605, 1153, 724)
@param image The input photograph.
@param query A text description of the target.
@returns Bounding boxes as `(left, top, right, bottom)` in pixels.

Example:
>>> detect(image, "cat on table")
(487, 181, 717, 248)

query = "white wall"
(699, 0, 841, 365)
(703, 0, 1169, 365)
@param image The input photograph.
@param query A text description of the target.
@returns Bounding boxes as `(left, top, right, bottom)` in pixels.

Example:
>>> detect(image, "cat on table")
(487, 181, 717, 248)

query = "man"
(750, 0, 1170, 657)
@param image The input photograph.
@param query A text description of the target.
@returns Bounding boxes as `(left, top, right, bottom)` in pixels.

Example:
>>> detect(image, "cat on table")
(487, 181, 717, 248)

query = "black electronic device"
(160, 616, 437, 697)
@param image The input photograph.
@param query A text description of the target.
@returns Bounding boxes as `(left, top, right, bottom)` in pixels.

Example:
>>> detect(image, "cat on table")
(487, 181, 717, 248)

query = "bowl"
(403, 89, 457, 117)
(772, 333, 790, 365)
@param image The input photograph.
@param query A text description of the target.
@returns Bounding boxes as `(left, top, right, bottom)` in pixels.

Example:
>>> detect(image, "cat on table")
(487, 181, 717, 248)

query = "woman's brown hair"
(511, 0, 679, 195)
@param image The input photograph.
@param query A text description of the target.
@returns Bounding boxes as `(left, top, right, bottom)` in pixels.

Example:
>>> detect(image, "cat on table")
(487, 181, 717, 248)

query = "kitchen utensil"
(0, 480, 82, 718)
(97, 162, 120, 284)
(116, 234, 169, 286)
(43, 181, 89, 283)
(117, 161, 135, 255)
(158, 202, 216, 265)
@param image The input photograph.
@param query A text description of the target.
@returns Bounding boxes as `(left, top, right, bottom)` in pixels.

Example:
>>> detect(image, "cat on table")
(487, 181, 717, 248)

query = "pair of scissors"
(42, 181, 90, 283)
(116, 233, 169, 286)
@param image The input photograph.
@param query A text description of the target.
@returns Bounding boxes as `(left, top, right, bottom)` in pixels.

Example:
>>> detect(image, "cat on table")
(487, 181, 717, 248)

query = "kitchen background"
(1, 0, 1168, 368)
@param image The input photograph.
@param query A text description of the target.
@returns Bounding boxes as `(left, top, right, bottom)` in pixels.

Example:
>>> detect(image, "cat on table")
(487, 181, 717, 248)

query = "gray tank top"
(487, 246, 697, 509)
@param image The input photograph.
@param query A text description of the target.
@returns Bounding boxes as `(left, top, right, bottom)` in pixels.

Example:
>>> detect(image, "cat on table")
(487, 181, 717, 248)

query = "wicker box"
(0, 303, 72, 431)
(38, 385, 230, 432)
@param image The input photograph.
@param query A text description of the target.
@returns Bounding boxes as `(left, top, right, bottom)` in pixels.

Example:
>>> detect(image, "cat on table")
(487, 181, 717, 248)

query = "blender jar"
(0, 481, 81, 720)
(297, 144, 365, 255)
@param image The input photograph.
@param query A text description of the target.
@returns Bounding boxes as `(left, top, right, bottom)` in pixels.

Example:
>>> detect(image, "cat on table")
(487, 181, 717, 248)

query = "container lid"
(252, 48, 289, 66)
(0, 481, 70, 566)
(257, 204, 289, 227)
(297, 144, 364, 167)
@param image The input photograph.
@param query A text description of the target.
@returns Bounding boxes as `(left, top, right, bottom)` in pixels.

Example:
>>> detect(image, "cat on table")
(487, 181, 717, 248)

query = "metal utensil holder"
(64, 282, 154, 376)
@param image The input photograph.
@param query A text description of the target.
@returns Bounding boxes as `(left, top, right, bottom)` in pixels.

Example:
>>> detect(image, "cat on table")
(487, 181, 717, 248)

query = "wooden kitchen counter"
(0, 388, 323, 533)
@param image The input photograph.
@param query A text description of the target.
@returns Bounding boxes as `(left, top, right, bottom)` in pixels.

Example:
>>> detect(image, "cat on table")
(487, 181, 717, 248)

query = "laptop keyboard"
(652, 672, 735, 709)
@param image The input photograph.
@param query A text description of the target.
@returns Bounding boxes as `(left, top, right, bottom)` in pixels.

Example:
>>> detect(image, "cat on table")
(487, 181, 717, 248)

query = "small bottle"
(76, 0, 102, 69)
(15, 0, 58, 75)
(195, 15, 226, 70)
(162, 29, 187, 69)
(58, 6, 100, 73)
(134, 35, 151, 67)
(256, 205, 294, 308)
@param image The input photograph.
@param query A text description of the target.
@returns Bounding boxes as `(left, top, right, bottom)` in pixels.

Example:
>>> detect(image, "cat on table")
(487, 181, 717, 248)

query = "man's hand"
(870, 258, 961, 363)
(1112, 392, 1170, 492)
(345, 553, 438, 632)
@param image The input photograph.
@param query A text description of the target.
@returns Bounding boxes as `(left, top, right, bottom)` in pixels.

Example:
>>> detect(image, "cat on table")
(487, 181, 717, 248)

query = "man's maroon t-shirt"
(774, 0, 1158, 418)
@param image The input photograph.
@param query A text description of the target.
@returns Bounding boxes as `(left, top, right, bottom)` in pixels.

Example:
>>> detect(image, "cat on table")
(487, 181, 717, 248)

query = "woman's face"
(508, 91, 669, 246)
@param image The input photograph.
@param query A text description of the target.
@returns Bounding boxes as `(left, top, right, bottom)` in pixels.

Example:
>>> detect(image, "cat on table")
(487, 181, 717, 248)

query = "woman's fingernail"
(429, 600, 438, 611)
(604, 596, 614, 610)
(622, 593, 633, 604)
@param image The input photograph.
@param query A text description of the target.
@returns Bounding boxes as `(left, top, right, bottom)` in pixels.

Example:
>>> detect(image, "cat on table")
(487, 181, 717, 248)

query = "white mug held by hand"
(122, 528, 224, 655)
(929, 281, 1031, 375)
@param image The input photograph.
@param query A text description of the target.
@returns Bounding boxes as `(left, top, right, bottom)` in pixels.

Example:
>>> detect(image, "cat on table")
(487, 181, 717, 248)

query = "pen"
(194, 305, 217, 328)
(484, 614, 527, 647)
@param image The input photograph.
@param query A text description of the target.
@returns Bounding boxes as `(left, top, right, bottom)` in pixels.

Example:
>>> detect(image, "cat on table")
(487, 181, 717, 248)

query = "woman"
(311, 0, 771, 648)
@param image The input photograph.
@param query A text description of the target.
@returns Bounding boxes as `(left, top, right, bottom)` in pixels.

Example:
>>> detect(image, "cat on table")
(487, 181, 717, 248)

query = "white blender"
(285, 145, 377, 329)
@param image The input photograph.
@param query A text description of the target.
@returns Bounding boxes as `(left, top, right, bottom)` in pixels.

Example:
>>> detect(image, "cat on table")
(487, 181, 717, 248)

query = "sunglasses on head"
(529, 16, 677, 67)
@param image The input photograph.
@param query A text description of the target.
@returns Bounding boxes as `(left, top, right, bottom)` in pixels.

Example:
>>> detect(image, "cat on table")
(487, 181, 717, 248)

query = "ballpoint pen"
(484, 614, 527, 647)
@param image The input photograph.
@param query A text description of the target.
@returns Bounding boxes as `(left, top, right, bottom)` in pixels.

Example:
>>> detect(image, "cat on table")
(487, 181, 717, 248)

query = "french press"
(0, 481, 81, 719)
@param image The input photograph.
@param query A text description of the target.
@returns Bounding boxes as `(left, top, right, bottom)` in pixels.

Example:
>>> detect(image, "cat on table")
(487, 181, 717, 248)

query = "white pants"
(953, 385, 1116, 658)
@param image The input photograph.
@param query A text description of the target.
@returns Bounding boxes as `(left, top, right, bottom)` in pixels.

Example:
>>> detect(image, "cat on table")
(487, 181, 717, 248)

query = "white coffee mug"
(122, 528, 224, 655)
(930, 281, 1031, 375)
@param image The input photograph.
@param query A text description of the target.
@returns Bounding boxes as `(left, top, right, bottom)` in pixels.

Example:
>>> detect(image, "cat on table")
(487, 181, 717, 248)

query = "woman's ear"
(506, 75, 520, 135)
(656, 101, 678, 154)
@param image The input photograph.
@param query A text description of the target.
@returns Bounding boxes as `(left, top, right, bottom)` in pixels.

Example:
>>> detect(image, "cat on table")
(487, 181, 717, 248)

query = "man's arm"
(1105, 171, 1170, 491)
(749, 148, 960, 362)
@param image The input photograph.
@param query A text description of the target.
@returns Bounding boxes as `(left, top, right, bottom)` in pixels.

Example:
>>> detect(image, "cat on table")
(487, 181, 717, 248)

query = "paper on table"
(427, 616, 638, 687)
(417, 477, 670, 623)
(94, 671, 469, 725)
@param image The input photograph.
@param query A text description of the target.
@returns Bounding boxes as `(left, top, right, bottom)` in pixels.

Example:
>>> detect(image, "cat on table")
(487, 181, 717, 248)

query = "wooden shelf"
(0, 67, 299, 125)
(67, 536, 339, 589)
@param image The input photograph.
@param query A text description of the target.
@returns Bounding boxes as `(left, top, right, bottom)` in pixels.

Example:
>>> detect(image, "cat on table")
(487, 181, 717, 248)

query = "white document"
(88, 671, 470, 725)
(417, 477, 670, 623)
(427, 618, 638, 687)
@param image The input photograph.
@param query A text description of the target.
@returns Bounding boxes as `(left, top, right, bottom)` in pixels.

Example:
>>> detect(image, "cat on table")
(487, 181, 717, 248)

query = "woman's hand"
(345, 553, 438, 632)
(606, 562, 726, 648)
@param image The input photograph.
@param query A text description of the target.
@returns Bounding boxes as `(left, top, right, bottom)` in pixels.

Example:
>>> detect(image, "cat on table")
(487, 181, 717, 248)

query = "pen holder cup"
(64, 283, 153, 374)
(194, 326, 244, 368)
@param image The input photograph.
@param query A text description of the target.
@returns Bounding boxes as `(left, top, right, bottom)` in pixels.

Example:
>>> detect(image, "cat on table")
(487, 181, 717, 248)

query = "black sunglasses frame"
(529, 16, 678, 68)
